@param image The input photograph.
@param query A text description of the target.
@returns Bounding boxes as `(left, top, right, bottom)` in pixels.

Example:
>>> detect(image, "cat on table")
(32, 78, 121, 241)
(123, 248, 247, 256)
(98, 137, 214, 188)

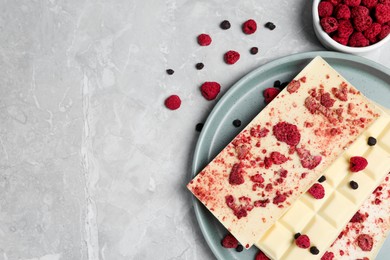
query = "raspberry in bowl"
(313, 0, 390, 53)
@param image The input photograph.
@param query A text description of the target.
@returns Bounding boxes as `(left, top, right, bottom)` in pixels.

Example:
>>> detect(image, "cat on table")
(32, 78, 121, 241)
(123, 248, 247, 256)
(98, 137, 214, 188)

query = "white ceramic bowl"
(312, 0, 390, 54)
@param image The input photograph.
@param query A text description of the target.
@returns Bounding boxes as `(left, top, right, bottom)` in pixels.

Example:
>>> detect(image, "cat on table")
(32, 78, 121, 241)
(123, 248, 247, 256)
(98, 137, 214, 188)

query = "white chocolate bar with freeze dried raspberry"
(187, 56, 381, 248)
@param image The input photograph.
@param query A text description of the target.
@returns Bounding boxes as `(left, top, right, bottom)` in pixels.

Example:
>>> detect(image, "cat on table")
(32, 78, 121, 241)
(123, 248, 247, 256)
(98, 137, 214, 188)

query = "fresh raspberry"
(296, 147, 322, 170)
(242, 19, 257, 34)
(319, 1, 334, 17)
(379, 0, 390, 5)
(332, 35, 350, 45)
(344, 0, 362, 6)
(308, 183, 325, 199)
(273, 192, 287, 204)
(337, 19, 354, 37)
(363, 23, 382, 42)
(164, 95, 181, 110)
(200, 82, 221, 100)
(375, 4, 390, 24)
(321, 17, 339, 33)
(295, 234, 311, 249)
(351, 6, 370, 18)
(378, 24, 390, 39)
(348, 32, 370, 46)
(356, 234, 373, 251)
(287, 80, 301, 93)
(221, 234, 238, 248)
(353, 15, 373, 31)
(321, 251, 335, 260)
(272, 122, 301, 146)
(255, 250, 270, 260)
(197, 34, 212, 46)
(263, 88, 281, 103)
(229, 163, 245, 185)
(335, 4, 351, 19)
(362, 0, 378, 8)
(350, 211, 364, 222)
(270, 152, 288, 164)
(350, 156, 368, 172)
(224, 50, 240, 64)
(329, 0, 342, 5)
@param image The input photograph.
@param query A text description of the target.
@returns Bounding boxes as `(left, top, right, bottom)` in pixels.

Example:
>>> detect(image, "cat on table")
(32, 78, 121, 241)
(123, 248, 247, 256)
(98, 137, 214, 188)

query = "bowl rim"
(312, 0, 390, 53)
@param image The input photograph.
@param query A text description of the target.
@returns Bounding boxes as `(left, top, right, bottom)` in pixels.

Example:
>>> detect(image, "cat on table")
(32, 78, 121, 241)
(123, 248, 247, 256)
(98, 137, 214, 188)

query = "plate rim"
(190, 51, 390, 260)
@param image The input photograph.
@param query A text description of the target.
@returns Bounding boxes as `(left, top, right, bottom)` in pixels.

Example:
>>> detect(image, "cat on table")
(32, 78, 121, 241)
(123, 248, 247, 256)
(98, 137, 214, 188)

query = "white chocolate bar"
(255, 106, 390, 259)
(187, 56, 380, 247)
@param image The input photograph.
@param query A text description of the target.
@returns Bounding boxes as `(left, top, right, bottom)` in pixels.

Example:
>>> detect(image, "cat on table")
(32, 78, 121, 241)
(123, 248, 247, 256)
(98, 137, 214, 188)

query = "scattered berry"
(318, 175, 326, 182)
(224, 50, 240, 64)
(337, 19, 354, 37)
(353, 15, 372, 31)
(197, 34, 212, 46)
(308, 183, 325, 199)
(349, 32, 370, 46)
(310, 246, 320, 255)
(200, 82, 221, 100)
(220, 20, 231, 30)
(196, 123, 204, 132)
(255, 250, 270, 260)
(321, 251, 335, 260)
(221, 234, 238, 248)
(295, 234, 311, 249)
(273, 122, 301, 146)
(356, 234, 373, 251)
(350, 156, 368, 172)
(367, 136, 377, 146)
(318, 1, 334, 17)
(165, 95, 181, 110)
(375, 4, 390, 24)
(242, 19, 257, 34)
(233, 119, 242, 127)
(263, 88, 281, 103)
(250, 47, 259, 54)
(235, 244, 244, 252)
(344, 0, 362, 6)
(265, 22, 276, 30)
(196, 62, 204, 70)
(335, 4, 351, 19)
(350, 180, 359, 189)
(294, 233, 301, 239)
(166, 69, 174, 75)
(378, 24, 390, 40)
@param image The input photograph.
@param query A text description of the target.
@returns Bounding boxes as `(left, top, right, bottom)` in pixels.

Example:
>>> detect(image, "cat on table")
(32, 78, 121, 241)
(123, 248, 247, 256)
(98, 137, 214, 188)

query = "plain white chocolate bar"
(255, 106, 390, 259)
(187, 56, 380, 247)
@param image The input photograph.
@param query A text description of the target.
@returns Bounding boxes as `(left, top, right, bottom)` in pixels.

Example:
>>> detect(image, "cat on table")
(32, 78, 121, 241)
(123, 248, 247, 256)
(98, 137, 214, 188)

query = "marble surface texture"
(0, 0, 389, 260)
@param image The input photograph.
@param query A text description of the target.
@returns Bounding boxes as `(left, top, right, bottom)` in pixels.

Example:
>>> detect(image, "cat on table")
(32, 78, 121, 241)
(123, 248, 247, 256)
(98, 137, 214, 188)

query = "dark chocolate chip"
(235, 244, 243, 252)
(196, 63, 204, 70)
(166, 69, 174, 75)
(273, 80, 281, 88)
(367, 136, 377, 146)
(265, 22, 276, 30)
(250, 47, 258, 55)
(220, 20, 231, 30)
(233, 119, 242, 127)
(280, 82, 289, 88)
(294, 233, 301, 239)
(318, 175, 326, 183)
(310, 246, 320, 255)
(350, 181, 359, 190)
(196, 123, 204, 132)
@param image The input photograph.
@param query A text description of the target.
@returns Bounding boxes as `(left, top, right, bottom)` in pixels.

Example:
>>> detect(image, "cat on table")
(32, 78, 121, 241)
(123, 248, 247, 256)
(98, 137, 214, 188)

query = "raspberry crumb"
(221, 234, 238, 248)
(295, 234, 311, 249)
(350, 211, 364, 223)
(242, 19, 257, 34)
(350, 156, 368, 172)
(308, 183, 325, 199)
(229, 163, 245, 185)
(224, 50, 240, 65)
(255, 250, 270, 260)
(287, 80, 301, 93)
(200, 82, 221, 100)
(263, 88, 281, 103)
(250, 174, 265, 183)
(270, 152, 288, 164)
(272, 122, 301, 146)
(321, 251, 335, 260)
(320, 92, 336, 107)
(165, 95, 181, 110)
(273, 192, 287, 204)
(356, 234, 373, 251)
(296, 147, 322, 170)
(197, 34, 212, 46)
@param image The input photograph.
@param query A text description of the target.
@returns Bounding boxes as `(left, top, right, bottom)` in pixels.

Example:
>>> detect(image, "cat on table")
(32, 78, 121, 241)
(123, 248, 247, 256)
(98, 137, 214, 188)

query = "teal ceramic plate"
(190, 51, 390, 260)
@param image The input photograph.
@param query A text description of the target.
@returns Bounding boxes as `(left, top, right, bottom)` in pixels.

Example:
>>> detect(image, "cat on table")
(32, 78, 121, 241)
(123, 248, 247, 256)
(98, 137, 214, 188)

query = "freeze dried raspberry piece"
(295, 234, 311, 249)
(363, 23, 382, 42)
(349, 32, 370, 46)
(353, 15, 373, 31)
(263, 88, 281, 103)
(242, 19, 257, 34)
(332, 35, 349, 45)
(272, 122, 301, 146)
(197, 34, 212, 46)
(221, 234, 238, 248)
(273, 192, 287, 204)
(378, 24, 390, 39)
(250, 174, 264, 183)
(270, 152, 288, 164)
(235, 144, 249, 160)
(319, 1, 334, 17)
(320, 92, 336, 107)
(321, 251, 335, 260)
(224, 50, 240, 64)
(351, 5, 370, 18)
(350, 156, 368, 172)
(254, 198, 270, 207)
(229, 163, 245, 185)
(375, 4, 390, 24)
(356, 234, 374, 251)
(287, 80, 301, 93)
(362, 0, 378, 8)
(165, 95, 181, 110)
(335, 4, 351, 19)
(344, 0, 362, 6)
(379, 0, 390, 5)
(320, 17, 339, 33)
(200, 82, 221, 100)
(350, 211, 365, 222)
(255, 250, 270, 260)
(296, 147, 322, 170)
(337, 19, 354, 37)
(308, 183, 325, 199)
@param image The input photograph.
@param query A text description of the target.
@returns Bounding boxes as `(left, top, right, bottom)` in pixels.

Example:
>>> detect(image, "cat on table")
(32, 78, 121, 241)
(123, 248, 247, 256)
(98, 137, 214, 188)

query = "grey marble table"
(0, 1, 389, 260)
